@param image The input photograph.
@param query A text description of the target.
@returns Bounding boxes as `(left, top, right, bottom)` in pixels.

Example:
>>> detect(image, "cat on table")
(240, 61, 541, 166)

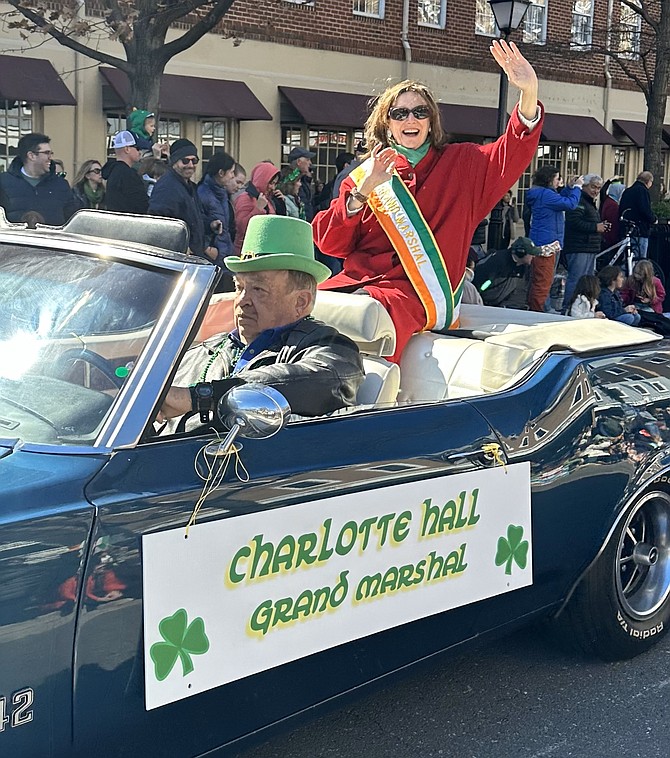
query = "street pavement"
(236, 624, 670, 758)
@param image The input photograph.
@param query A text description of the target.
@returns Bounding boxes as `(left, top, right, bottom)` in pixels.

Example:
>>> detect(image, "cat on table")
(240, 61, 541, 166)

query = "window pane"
(475, 0, 496, 36)
(0, 101, 33, 171)
(200, 120, 228, 166)
(418, 0, 446, 27)
(571, 0, 593, 47)
(353, 0, 384, 17)
(523, 0, 546, 44)
(619, 0, 641, 56)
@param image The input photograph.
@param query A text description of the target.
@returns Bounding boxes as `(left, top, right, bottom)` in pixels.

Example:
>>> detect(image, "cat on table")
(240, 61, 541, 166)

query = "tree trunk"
(123, 19, 169, 115)
(644, 4, 670, 202)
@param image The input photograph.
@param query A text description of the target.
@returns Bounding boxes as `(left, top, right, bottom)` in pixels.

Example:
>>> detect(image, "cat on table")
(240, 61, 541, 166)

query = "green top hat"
(224, 216, 331, 283)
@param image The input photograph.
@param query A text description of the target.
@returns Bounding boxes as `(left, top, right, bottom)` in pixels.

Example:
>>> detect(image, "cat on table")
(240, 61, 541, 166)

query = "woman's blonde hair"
(73, 159, 102, 191)
(629, 259, 657, 303)
(363, 80, 446, 154)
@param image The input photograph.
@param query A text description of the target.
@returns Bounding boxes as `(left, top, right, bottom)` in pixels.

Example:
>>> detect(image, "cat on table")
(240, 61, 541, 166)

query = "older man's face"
(296, 156, 312, 175)
(234, 270, 309, 344)
(584, 179, 603, 199)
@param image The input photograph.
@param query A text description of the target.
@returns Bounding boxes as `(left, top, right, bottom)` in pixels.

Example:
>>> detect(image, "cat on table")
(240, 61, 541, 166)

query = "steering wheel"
(51, 348, 125, 389)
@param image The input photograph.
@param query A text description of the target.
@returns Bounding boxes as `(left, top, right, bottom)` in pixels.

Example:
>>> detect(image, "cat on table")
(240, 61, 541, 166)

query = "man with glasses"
(149, 138, 219, 259)
(102, 130, 149, 215)
(0, 132, 75, 225)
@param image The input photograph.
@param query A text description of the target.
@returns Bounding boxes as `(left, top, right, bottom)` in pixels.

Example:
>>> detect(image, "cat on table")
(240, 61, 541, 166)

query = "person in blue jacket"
(0, 132, 76, 225)
(525, 164, 582, 311)
(197, 151, 238, 290)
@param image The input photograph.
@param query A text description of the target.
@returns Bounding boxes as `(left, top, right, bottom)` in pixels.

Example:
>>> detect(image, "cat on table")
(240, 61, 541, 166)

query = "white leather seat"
(313, 291, 400, 407)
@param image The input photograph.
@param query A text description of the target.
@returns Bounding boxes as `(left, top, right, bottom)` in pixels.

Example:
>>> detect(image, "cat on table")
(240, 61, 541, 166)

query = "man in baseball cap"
(287, 146, 316, 220)
(101, 130, 149, 214)
(160, 215, 363, 427)
(472, 237, 548, 309)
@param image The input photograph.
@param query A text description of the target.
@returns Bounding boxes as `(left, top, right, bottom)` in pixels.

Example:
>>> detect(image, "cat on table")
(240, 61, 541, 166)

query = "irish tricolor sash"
(350, 162, 461, 331)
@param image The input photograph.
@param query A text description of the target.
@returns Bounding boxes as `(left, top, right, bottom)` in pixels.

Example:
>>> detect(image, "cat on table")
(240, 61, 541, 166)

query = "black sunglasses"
(388, 106, 431, 121)
(181, 157, 199, 165)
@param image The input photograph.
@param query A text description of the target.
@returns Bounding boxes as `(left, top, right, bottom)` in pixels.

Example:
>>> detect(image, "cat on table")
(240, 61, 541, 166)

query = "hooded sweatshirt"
(233, 162, 282, 253)
(102, 158, 149, 214)
(127, 109, 154, 152)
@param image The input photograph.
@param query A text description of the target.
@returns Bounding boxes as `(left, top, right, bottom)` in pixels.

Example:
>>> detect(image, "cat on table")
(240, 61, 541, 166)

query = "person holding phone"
(233, 162, 283, 253)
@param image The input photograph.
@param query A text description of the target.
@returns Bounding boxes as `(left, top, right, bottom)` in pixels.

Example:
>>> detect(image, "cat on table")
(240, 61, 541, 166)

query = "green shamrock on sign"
(495, 524, 529, 575)
(150, 608, 210, 681)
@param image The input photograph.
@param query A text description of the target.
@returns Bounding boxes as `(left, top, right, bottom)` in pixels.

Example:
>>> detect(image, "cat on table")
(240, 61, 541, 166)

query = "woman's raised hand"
(490, 39, 538, 121)
(357, 145, 398, 196)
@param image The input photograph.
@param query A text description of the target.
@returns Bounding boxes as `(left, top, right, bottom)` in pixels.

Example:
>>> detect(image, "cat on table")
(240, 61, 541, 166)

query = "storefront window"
(200, 120, 229, 171)
(0, 101, 34, 172)
(613, 148, 628, 182)
(281, 126, 364, 184)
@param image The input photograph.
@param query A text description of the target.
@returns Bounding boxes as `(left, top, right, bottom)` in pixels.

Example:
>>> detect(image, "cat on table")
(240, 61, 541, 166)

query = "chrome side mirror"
(217, 383, 290, 440)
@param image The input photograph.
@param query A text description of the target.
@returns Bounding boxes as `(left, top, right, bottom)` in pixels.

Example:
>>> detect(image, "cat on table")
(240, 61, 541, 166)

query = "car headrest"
(62, 210, 190, 254)
(312, 291, 396, 357)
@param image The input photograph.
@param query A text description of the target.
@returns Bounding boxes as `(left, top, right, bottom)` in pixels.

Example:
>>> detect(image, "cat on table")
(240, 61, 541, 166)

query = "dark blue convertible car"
(2, 210, 670, 757)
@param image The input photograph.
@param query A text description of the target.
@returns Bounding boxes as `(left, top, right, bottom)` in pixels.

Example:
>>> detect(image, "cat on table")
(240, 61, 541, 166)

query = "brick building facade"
(0, 0, 665, 210)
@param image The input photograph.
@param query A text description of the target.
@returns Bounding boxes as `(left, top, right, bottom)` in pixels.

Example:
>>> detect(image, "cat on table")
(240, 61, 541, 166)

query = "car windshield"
(0, 244, 177, 446)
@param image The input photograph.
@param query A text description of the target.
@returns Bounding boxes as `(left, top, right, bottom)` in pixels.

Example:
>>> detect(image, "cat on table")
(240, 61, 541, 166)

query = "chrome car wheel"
(616, 491, 670, 620)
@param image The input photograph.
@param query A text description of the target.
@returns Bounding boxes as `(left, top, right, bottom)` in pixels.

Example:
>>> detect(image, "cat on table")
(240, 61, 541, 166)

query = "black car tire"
(555, 489, 670, 661)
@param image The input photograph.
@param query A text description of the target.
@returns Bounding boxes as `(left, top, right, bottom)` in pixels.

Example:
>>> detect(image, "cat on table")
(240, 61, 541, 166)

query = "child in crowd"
(566, 275, 606, 319)
(597, 265, 641, 326)
(621, 260, 666, 314)
(139, 157, 167, 197)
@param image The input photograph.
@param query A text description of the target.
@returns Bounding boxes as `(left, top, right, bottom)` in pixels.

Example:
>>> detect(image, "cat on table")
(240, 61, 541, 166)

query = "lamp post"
(486, 0, 532, 251)
(488, 0, 532, 136)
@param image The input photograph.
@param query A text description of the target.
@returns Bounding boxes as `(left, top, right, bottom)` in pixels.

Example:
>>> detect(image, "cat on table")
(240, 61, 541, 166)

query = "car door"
(73, 396, 537, 758)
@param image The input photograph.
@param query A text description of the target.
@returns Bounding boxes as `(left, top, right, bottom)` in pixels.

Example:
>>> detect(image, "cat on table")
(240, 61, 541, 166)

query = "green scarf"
(84, 182, 105, 209)
(393, 140, 431, 167)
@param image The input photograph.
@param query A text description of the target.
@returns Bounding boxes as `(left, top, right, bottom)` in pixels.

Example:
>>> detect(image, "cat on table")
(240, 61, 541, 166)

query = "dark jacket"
(472, 248, 530, 309)
(102, 160, 149, 215)
(171, 317, 364, 423)
(0, 158, 76, 224)
(299, 175, 314, 221)
(563, 191, 602, 254)
(149, 168, 208, 257)
(526, 184, 581, 247)
(597, 287, 626, 320)
(619, 180, 655, 237)
(196, 174, 235, 265)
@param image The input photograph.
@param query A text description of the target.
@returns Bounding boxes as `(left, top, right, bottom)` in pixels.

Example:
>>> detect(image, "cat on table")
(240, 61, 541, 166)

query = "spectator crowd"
(1, 114, 668, 341)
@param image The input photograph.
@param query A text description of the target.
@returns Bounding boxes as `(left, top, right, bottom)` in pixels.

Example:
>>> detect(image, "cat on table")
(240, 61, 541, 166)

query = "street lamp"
(488, 0, 532, 136)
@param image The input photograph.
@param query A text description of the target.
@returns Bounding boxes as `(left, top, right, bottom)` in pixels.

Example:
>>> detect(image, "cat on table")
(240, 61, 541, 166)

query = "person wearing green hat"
(160, 215, 364, 426)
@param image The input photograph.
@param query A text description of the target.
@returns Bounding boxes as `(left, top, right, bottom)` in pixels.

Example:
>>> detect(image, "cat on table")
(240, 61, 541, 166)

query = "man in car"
(160, 215, 364, 425)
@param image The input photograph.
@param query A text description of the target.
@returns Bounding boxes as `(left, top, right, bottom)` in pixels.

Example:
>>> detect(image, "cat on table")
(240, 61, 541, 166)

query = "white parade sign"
(142, 462, 532, 710)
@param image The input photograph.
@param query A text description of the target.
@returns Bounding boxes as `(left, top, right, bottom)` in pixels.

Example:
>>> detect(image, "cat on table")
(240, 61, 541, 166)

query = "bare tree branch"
(160, 0, 235, 62)
(4, 1, 130, 70)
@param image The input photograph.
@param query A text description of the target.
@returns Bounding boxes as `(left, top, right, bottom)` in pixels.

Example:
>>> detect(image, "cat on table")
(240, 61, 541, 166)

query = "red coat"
(313, 104, 544, 361)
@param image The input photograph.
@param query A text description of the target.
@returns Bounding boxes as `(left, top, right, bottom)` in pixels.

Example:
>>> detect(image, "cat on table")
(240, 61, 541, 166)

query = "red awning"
(438, 103, 498, 138)
(0, 56, 75, 105)
(612, 119, 646, 147)
(279, 87, 372, 128)
(100, 68, 271, 120)
(541, 113, 618, 145)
